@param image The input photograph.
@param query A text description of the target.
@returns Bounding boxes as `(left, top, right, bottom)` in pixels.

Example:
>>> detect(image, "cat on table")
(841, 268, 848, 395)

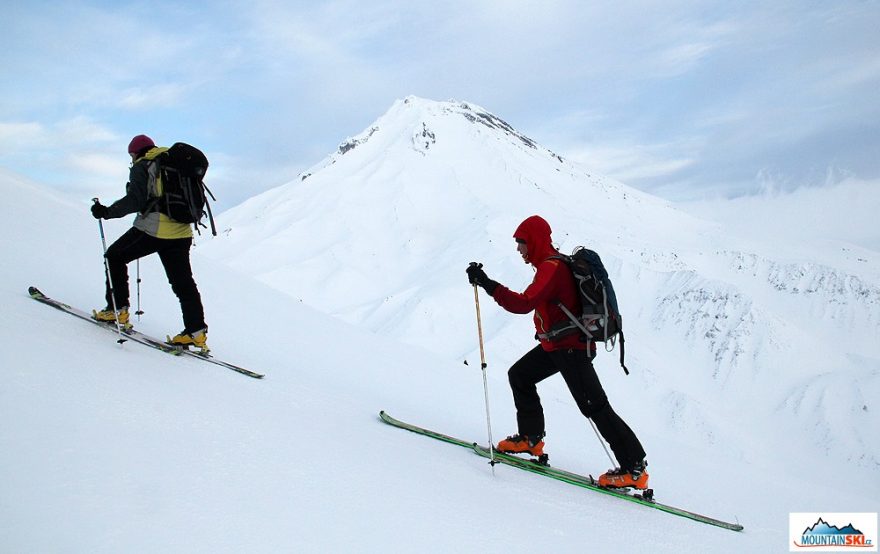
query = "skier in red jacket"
(466, 215, 648, 489)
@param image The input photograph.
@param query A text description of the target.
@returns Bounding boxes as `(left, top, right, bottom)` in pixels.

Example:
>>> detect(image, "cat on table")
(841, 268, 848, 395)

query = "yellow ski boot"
(167, 328, 209, 353)
(92, 306, 131, 329)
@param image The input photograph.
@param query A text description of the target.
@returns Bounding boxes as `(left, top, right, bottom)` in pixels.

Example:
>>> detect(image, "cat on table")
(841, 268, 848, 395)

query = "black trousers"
(103, 227, 206, 333)
(508, 344, 646, 471)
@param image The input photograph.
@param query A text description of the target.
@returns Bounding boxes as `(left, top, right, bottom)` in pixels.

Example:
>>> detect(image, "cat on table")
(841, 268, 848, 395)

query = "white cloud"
(564, 142, 697, 182)
(116, 83, 191, 110)
(66, 153, 121, 179)
(683, 176, 880, 251)
(651, 41, 717, 77)
(809, 54, 880, 97)
(0, 122, 45, 149)
(0, 116, 123, 195)
(56, 117, 119, 144)
(0, 117, 117, 153)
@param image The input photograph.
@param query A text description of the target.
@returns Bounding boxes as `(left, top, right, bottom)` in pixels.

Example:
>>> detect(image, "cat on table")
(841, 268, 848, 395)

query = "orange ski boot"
(497, 433, 545, 457)
(598, 460, 649, 490)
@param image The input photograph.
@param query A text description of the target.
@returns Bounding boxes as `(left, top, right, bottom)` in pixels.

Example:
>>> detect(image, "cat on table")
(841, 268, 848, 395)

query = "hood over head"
(513, 215, 556, 265)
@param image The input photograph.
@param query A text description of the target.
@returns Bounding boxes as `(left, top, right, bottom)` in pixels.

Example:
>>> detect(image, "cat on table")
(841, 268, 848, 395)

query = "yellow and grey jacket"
(104, 147, 193, 239)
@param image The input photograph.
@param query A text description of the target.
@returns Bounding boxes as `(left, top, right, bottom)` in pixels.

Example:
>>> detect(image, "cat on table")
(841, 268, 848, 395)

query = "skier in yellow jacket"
(91, 134, 208, 350)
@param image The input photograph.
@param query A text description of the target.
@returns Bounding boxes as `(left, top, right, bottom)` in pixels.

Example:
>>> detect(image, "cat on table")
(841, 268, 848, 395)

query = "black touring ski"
(28, 286, 263, 379)
(379, 411, 743, 532)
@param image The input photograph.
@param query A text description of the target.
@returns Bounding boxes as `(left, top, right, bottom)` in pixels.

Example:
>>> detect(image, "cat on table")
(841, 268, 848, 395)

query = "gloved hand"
(466, 262, 499, 295)
(91, 202, 109, 219)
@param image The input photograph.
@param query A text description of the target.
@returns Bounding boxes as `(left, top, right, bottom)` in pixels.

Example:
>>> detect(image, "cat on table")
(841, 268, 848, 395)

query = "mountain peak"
(332, 96, 559, 163)
(202, 95, 701, 345)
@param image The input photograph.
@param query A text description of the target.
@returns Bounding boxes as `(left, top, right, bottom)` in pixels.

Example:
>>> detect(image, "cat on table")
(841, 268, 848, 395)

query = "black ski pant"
(508, 344, 646, 472)
(103, 227, 206, 333)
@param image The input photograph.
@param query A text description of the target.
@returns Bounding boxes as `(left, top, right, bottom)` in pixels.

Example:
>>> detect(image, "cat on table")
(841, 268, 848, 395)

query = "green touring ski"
(379, 410, 743, 532)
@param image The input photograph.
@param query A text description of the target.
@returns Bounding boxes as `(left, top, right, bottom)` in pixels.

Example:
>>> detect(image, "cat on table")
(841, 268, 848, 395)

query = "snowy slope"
(0, 169, 775, 553)
(197, 97, 880, 481)
(1, 132, 877, 550)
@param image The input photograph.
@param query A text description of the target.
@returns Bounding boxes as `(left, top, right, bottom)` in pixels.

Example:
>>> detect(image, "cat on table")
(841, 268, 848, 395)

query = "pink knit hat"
(127, 134, 155, 154)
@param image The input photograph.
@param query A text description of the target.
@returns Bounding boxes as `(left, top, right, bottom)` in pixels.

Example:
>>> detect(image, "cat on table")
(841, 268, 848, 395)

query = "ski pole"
(589, 419, 617, 467)
(135, 259, 143, 320)
(92, 198, 126, 344)
(471, 277, 497, 467)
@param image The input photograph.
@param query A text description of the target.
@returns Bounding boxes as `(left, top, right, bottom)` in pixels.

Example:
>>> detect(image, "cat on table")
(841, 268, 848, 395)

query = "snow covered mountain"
(3, 98, 877, 551)
(199, 97, 712, 360)
(198, 96, 880, 478)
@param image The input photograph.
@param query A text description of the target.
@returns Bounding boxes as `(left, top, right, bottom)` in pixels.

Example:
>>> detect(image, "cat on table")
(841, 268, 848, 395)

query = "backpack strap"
(536, 303, 602, 340)
(138, 158, 163, 215)
(542, 252, 630, 375)
(203, 189, 217, 236)
(617, 325, 629, 375)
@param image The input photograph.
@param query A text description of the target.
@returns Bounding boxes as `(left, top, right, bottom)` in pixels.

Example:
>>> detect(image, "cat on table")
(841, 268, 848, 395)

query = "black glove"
(91, 202, 109, 219)
(466, 262, 499, 295)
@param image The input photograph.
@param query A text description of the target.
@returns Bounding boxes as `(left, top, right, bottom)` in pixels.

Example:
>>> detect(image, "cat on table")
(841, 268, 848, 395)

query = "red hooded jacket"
(491, 215, 588, 352)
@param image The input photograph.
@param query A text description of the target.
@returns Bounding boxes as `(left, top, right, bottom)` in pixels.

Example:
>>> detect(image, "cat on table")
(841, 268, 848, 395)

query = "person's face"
(517, 240, 528, 263)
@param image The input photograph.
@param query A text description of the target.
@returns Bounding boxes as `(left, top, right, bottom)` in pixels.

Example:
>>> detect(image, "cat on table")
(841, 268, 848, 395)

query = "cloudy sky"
(2, 1, 878, 210)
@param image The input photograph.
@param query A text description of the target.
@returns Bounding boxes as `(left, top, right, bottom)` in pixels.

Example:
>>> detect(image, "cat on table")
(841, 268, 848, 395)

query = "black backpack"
(543, 247, 629, 375)
(153, 142, 217, 235)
